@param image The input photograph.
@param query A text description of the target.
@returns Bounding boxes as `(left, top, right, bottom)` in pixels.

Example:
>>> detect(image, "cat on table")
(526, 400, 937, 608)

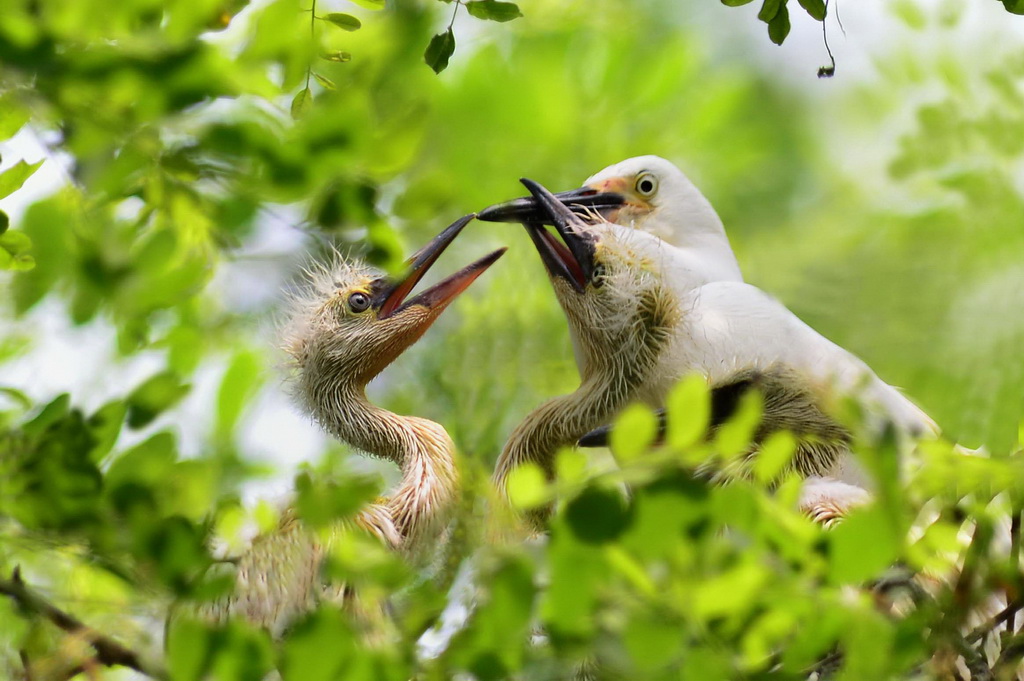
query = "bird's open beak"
(477, 186, 625, 225)
(376, 213, 506, 319)
(520, 178, 599, 294)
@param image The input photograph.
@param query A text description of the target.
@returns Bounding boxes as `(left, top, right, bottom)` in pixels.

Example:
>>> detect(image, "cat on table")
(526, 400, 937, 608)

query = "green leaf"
(291, 87, 312, 119)
(312, 72, 337, 90)
(828, 505, 901, 583)
(505, 462, 548, 509)
(216, 349, 262, 441)
(23, 394, 71, 436)
(797, 0, 826, 20)
(0, 386, 33, 410)
(281, 610, 352, 681)
(127, 372, 191, 429)
(294, 471, 382, 529)
(0, 230, 34, 271)
(609, 403, 658, 463)
(752, 430, 796, 483)
(0, 94, 30, 137)
(87, 400, 127, 462)
(424, 28, 456, 74)
(890, 0, 926, 29)
(758, 0, 783, 22)
(322, 12, 361, 30)
(465, 1, 523, 22)
(0, 209, 8, 234)
(565, 486, 633, 544)
(721, 0, 756, 4)
(0, 160, 43, 200)
(321, 51, 352, 62)
(347, 0, 385, 9)
(665, 374, 710, 451)
(767, 2, 791, 44)
(1003, 0, 1024, 14)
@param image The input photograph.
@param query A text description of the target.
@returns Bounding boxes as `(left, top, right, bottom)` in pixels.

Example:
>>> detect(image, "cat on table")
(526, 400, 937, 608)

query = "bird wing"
(677, 282, 938, 437)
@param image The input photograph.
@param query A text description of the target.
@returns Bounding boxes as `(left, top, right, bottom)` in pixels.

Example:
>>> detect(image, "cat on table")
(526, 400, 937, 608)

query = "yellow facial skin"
(587, 170, 660, 224)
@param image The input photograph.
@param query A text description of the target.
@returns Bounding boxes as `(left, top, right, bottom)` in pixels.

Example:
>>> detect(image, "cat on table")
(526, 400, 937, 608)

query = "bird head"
(285, 215, 506, 386)
(478, 156, 725, 247)
(516, 178, 678, 374)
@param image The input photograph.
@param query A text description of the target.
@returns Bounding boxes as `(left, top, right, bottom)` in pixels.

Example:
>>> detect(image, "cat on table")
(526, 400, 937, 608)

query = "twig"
(19, 649, 33, 681)
(0, 567, 167, 680)
(817, 0, 836, 78)
(1008, 509, 1022, 633)
(966, 599, 1024, 643)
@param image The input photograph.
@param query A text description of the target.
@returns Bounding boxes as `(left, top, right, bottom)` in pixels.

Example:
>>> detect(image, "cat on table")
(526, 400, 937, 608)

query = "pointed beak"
(375, 213, 506, 319)
(478, 186, 625, 225)
(519, 178, 599, 293)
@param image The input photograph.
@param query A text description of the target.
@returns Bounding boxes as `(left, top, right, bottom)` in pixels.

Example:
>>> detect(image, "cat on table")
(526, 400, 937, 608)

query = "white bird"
(489, 178, 936, 524)
(479, 155, 744, 290)
(479, 155, 745, 377)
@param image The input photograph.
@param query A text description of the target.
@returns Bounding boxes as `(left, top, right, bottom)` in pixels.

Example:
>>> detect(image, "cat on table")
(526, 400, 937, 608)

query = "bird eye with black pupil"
(348, 291, 371, 312)
(635, 173, 658, 197)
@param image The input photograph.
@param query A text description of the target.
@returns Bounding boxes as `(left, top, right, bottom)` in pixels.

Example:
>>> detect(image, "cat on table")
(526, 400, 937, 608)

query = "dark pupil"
(350, 294, 368, 310)
(639, 179, 654, 193)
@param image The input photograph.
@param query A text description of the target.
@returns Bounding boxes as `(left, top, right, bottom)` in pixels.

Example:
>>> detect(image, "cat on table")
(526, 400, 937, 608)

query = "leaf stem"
(448, 0, 461, 30)
(307, 0, 317, 90)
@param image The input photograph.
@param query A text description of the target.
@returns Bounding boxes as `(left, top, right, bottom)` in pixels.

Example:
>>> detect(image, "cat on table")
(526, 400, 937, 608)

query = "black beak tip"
(578, 425, 611, 448)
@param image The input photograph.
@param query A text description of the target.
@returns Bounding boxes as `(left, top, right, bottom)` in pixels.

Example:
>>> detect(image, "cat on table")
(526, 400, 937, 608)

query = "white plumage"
(489, 172, 937, 522)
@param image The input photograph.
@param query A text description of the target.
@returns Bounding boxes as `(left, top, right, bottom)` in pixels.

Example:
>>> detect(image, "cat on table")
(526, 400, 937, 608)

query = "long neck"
(306, 378, 458, 554)
(494, 373, 620, 488)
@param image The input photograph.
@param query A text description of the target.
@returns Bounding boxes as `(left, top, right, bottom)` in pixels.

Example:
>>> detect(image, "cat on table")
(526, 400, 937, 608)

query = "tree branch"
(0, 567, 167, 680)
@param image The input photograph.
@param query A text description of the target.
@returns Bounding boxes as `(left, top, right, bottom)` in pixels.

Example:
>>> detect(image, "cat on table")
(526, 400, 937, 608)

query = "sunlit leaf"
(321, 51, 352, 62)
(0, 94, 30, 137)
(424, 28, 456, 74)
(215, 349, 263, 441)
(0, 230, 34, 271)
(322, 12, 361, 30)
(465, 1, 523, 22)
(505, 462, 548, 509)
(891, 0, 927, 29)
(0, 160, 43, 200)
(828, 505, 901, 583)
(87, 400, 126, 462)
(0, 386, 32, 410)
(291, 87, 313, 119)
(609, 403, 658, 463)
(665, 374, 710, 451)
(23, 393, 71, 436)
(312, 72, 337, 90)
(753, 430, 796, 483)
(714, 389, 762, 458)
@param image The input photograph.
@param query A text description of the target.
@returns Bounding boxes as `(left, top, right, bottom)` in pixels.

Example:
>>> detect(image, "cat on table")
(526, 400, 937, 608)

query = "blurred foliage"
(0, 0, 1023, 678)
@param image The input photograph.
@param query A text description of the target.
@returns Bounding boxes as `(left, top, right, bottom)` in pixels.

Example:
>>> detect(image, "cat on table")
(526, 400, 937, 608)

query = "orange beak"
(375, 214, 506, 319)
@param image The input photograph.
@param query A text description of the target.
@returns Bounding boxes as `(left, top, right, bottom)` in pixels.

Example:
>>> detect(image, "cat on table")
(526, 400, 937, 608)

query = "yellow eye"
(635, 172, 658, 198)
(348, 291, 371, 312)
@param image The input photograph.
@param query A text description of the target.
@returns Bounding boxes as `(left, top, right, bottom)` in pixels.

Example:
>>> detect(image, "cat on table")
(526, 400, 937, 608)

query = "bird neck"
(495, 372, 622, 488)
(315, 382, 459, 552)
